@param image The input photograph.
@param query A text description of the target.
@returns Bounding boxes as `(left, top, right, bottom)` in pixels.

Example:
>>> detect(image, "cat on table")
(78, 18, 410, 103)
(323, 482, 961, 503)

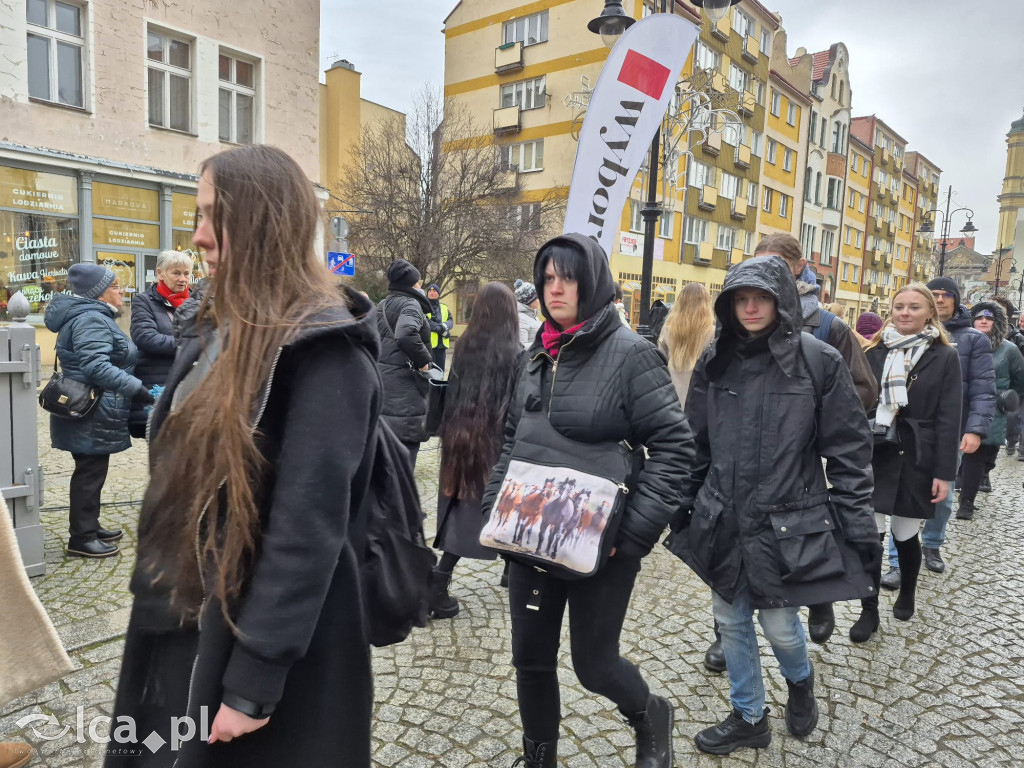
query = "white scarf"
(875, 326, 939, 427)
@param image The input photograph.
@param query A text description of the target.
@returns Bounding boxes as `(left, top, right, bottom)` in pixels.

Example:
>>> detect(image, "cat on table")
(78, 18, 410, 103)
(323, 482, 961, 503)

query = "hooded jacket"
(970, 301, 1024, 447)
(943, 305, 996, 438)
(44, 292, 145, 455)
(111, 286, 380, 768)
(482, 233, 694, 558)
(666, 255, 878, 609)
(377, 284, 433, 444)
(517, 301, 542, 350)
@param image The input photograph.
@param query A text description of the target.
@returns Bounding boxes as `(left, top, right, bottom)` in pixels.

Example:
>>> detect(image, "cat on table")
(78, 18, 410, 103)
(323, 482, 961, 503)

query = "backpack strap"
(813, 309, 836, 343)
(800, 332, 825, 404)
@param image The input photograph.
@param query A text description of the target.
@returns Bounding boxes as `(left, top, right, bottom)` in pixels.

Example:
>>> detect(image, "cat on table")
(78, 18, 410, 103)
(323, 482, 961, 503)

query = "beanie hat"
(855, 311, 883, 338)
(386, 259, 420, 289)
(68, 263, 116, 299)
(514, 279, 537, 305)
(926, 277, 960, 307)
(427, 284, 441, 295)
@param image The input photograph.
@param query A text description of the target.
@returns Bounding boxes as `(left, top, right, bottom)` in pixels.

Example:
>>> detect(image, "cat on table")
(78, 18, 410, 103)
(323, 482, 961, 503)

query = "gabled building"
(836, 133, 872, 319)
(905, 151, 941, 284)
(798, 43, 852, 304)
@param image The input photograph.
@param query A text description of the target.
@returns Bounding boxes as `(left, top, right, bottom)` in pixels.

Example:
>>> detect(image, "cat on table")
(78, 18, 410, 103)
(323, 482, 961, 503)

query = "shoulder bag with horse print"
(480, 406, 635, 580)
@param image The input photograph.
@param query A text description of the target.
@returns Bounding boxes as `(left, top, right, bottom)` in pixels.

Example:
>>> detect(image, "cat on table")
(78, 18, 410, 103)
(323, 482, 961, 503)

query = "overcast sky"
(320, 0, 1024, 255)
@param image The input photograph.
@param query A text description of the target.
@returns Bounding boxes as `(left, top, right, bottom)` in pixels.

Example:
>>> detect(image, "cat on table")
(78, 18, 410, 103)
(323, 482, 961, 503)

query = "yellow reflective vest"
(430, 302, 452, 349)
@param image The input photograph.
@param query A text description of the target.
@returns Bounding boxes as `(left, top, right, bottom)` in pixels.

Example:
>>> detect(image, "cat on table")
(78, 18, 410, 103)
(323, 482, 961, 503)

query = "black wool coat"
(109, 287, 380, 768)
(377, 287, 433, 444)
(666, 255, 879, 609)
(867, 342, 962, 520)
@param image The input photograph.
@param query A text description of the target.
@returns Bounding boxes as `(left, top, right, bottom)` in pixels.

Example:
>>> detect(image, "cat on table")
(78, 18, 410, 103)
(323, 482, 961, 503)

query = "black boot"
(500, 560, 510, 588)
(428, 567, 460, 619)
(892, 535, 921, 621)
(511, 737, 556, 768)
(623, 694, 674, 768)
(850, 532, 884, 643)
(955, 497, 976, 520)
(694, 708, 771, 755)
(807, 603, 835, 644)
(704, 621, 726, 673)
(784, 664, 818, 738)
(979, 472, 992, 493)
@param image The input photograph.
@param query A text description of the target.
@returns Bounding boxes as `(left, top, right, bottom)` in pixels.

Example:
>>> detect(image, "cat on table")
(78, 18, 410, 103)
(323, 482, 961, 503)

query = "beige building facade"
(0, 0, 320, 336)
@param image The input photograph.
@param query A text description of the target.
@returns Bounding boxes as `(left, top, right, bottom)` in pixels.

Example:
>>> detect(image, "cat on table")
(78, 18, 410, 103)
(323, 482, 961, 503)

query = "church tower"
(997, 111, 1024, 253)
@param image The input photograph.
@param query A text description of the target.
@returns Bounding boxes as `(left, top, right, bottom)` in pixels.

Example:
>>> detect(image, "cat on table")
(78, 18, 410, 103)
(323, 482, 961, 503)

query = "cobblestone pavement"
(3, 414, 1023, 767)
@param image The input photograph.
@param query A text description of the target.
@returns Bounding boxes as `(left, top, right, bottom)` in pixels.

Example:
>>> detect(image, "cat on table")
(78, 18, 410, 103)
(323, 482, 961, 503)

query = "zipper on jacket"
(547, 335, 578, 417)
(173, 346, 284, 763)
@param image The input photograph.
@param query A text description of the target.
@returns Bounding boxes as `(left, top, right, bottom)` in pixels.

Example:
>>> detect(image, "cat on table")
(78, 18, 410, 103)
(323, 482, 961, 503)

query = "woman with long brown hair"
(658, 282, 716, 407)
(848, 283, 961, 643)
(429, 282, 524, 618)
(109, 145, 380, 767)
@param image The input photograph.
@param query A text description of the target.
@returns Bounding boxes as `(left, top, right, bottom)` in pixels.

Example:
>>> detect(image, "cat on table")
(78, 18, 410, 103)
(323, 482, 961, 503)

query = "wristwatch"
(221, 690, 275, 720)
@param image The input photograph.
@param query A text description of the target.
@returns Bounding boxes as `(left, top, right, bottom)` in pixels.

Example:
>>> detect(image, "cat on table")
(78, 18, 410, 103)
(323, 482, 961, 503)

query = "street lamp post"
(917, 185, 977, 278)
(992, 245, 1015, 297)
(589, 0, 740, 339)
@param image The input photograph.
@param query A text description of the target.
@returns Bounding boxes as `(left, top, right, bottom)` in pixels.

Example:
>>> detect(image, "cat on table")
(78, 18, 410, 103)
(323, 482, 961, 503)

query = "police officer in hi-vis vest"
(426, 283, 454, 371)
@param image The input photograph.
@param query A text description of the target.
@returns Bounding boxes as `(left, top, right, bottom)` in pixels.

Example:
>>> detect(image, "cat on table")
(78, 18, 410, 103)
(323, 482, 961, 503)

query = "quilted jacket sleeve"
(393, 301, 432, 370)
(962, 332, 996, 438)
(72, 316, 145, 396)
(616, 341, 695, 556)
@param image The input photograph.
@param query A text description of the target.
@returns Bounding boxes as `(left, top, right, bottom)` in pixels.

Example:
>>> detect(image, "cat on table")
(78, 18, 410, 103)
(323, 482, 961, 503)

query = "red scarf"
(541, 320, 585, 359)
(156, 281, 190, 308)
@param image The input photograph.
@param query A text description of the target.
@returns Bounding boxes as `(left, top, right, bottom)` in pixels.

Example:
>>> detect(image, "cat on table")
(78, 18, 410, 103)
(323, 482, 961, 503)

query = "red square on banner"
(617, 49, 671, 100)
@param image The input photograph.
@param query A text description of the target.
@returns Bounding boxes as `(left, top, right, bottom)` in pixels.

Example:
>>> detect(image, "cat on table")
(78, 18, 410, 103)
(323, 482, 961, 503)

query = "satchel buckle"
(58, 395, 69, 404)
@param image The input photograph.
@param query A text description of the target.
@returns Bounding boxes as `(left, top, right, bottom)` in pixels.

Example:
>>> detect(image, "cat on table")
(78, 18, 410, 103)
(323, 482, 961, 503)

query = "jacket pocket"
(769, 506, 844, 583)
(683, 486, 740, 592)
(902, 418, 936, 470)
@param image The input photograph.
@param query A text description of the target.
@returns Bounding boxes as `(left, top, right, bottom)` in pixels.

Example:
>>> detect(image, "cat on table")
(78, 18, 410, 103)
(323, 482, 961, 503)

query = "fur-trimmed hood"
(970, 301, 1008, 350)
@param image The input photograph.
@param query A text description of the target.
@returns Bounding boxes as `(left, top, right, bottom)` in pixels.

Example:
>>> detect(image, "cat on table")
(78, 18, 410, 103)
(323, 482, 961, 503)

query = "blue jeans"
(711, 583, 811, 724)
(889, 450, 962, 567)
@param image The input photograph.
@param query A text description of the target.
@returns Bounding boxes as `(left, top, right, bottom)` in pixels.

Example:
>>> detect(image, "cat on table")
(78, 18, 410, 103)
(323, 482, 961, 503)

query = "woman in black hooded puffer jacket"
(481, 233, 694, 768)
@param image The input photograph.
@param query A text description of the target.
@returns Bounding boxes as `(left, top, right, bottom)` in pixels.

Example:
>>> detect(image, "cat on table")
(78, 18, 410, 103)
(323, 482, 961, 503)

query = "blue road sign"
(328, 252, 355, 276)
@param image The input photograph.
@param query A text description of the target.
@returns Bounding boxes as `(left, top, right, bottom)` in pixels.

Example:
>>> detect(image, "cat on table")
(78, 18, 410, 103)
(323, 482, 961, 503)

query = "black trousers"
(401, 441, 420, 469)
(431, 345, 447, 372)
(69, 453, 110, 546)
(508, 555, 649, 742)
(959, 445, 1000, 502)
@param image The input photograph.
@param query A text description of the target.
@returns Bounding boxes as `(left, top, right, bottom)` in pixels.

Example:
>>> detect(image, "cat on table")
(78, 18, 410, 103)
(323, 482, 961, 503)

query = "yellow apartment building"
(837, 134, 872, 318)
(894, 166, 917, 291)
(905, 151, 941, 284)
(319, 59, 407, 200)
(851, 115, 909, 317)
(757, 29, 810, 242)
(442, 0, 786, 322)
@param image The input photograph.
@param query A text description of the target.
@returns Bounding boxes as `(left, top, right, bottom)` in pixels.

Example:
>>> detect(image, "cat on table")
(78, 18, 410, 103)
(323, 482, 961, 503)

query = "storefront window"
(0, 210, 79, 318)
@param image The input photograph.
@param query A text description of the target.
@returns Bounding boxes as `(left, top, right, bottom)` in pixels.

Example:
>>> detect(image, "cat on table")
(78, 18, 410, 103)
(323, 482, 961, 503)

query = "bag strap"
(812, 309, 835, 343)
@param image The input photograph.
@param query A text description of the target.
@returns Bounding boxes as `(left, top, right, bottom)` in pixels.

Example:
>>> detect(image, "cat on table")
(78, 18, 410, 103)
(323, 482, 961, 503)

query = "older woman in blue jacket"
(44, 264, 153, 558)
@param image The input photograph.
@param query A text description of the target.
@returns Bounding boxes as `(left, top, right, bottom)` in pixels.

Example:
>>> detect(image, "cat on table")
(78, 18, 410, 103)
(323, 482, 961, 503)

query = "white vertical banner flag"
(562, 15, 699, 260)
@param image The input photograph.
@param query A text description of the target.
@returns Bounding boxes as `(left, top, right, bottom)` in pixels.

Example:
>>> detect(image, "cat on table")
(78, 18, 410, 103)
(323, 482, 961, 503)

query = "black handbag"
(38, 356, 102, 419)
(423, 365, 447, 438)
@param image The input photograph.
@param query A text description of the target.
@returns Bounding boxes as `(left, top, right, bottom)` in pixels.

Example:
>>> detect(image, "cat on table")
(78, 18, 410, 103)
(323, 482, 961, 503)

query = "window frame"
(766, 138, 777, 164)
(683, 216, 708, 245)
(770, 90, 781, 117)
(786, 101, 797, 126)
(26, 0, 87, 109)
(716, 224, 736, 251)
(779, 194, 789, 218)
(147, 27, 194, 133)
(217, 50, 258, 145)
(502, 11, 548, 46)
(500, 75, 546, 111)
(783, 147, 793, 173)
(629, 199, 643, 233)
(502, 139, 544, 173)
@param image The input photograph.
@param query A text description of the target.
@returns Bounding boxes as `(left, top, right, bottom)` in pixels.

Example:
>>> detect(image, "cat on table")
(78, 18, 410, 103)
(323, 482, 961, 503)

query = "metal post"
(636, 128, 661, 339)
(938, 186, 952, 277)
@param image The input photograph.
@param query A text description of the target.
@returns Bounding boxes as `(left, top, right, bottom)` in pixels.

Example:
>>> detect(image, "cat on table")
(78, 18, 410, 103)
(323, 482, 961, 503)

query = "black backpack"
(355, 352, 437, 647)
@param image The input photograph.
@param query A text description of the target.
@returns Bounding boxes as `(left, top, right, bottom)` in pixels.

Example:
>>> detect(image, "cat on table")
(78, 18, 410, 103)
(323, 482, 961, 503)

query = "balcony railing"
(495, 41, 523, 73)
(703, 130, 722, 156)
(698, 186, 718, 211)
(734, 144, 751, 168)
(493, 106, 521, 135)
(712, 15, 730, 41)
(730, 197, 747, 220)
(743, 35, 759, 63)
(738, 91, 756, 117)
(695, 241, 714, 263)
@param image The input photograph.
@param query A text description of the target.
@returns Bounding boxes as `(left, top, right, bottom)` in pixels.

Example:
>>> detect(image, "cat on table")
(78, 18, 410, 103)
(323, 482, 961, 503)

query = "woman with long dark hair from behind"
(430, 282, 524, 618)
(849, 284, 961, 643)
(109, 144, 380, 767)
